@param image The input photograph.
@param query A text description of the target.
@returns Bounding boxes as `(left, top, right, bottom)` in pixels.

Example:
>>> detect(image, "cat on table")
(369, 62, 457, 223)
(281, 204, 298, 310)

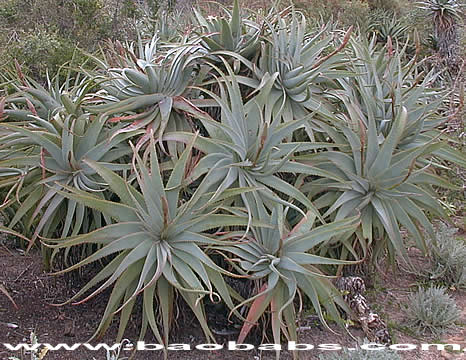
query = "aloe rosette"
(192, 0, 261, 60)
(46, 136, 268, 350)
(300, 104, 457, 264)
(164, 61, 342, 224)
(88, 41, 211, 152)
(0, 77, 134, 248)
(223, 200, 359, 357)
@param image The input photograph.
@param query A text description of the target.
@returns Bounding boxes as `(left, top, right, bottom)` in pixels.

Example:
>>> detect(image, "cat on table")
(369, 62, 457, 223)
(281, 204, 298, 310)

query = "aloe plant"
(1, 64, 93, 122)
(334, 37, 465, 168)
(164, 61, 340, 223)
(311, 39, 463, 254)
(416, 0, 462, 66)
(223, 200, 359, 356)
(88, 39, 210, 152)
(0, 76, 133, 252)
(300, 104, 456, 265)
(192, 0, 261, 60)
(367, 10, 411, 44)
(45, 135, 265, 351)
(214, 11, 353, 139)
(335, 37, 441, 142)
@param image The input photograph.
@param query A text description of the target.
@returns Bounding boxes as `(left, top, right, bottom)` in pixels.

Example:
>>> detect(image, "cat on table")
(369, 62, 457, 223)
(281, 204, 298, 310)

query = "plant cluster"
(427, 222, 466, 288)
(404, 285, 460, 336)
(416, 0, 464, 71)
(0, 0, 464, 357)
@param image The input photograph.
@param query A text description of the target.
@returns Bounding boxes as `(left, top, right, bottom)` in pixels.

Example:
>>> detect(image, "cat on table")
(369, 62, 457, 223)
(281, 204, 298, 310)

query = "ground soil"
(0, 231, 465, 360)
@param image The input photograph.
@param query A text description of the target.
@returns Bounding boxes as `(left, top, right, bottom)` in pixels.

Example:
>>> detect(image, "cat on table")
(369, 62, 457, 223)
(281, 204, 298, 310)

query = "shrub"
(0, 0, 138, 81)
(405, 285, 460, 336)
(367, 0, 401, 13)
(6, 28, 78, 80)
(296, 0, 370, 29)
(0, 0, 19, 23)
(427, 223, 466, 288)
